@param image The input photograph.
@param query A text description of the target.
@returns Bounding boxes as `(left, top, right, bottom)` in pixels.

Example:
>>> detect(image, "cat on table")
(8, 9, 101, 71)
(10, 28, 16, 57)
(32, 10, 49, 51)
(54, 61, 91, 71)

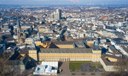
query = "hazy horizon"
(0, 0, 128, 6)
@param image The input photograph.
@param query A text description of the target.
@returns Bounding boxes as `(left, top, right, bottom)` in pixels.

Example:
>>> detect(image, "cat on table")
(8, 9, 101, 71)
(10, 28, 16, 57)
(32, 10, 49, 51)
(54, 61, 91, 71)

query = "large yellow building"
(28, 40, 101, 62)
(29, 48, 101, 62)
(34, 40, 94, 49)
(34, 41, 74, 48)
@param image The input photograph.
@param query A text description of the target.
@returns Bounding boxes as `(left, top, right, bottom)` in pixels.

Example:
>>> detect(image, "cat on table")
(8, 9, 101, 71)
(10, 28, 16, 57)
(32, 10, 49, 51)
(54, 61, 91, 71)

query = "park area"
(69, 61, 104, 72)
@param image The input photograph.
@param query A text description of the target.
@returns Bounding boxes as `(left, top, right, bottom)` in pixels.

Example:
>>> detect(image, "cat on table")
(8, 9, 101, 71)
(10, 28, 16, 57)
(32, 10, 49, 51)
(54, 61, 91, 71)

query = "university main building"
(28, 39, 101, 62)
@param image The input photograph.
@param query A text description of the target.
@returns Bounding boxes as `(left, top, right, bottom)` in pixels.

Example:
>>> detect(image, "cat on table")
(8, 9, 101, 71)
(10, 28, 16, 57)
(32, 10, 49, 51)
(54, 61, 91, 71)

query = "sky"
(0, 0, 128, 5)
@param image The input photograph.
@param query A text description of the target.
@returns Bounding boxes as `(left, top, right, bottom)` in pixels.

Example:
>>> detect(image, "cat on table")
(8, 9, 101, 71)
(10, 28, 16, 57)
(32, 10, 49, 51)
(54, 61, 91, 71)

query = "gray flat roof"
(40, 48, 92, 53)
(121, 45, 128, 53)
(109, 45, 121, 54)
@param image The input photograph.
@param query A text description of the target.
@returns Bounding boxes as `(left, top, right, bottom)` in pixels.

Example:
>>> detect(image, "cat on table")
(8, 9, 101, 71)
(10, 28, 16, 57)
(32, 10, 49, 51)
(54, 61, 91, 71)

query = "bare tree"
(115, 58, 128, 72)
(0, 54, 21, 76)
(0, 58, 14, 76)
(105, 58, 128, 76)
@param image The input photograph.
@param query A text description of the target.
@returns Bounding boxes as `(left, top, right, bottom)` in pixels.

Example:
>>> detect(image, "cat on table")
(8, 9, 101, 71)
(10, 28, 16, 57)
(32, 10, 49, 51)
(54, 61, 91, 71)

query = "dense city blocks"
(0, 1, 128, 76)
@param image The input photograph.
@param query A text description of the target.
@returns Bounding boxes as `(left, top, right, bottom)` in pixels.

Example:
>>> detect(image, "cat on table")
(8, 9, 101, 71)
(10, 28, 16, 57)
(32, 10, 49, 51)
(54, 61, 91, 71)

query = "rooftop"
(112, 38, 128, 45)
(121, 45, 128, 53)
(33, 62, 58, 75)
(101, 55, 116, 66)
(40, 48, 92, 53)
(109, 45, 121, 54)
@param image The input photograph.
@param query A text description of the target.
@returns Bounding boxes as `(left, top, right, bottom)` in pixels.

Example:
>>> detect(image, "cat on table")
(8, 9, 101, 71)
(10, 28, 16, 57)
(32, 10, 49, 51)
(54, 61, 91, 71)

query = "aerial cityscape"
(0, 0, 128, 76)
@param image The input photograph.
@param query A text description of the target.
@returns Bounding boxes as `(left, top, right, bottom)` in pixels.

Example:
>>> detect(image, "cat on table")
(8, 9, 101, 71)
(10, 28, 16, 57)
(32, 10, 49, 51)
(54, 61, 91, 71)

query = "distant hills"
(0, 4, 128, 8)
(0, 4, 21, 8)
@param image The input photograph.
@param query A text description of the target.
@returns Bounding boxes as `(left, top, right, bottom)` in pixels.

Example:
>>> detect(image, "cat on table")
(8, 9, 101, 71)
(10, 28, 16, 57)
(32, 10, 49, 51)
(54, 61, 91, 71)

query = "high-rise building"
(51, 9, 62, 21)
(56, 9, 62, 20)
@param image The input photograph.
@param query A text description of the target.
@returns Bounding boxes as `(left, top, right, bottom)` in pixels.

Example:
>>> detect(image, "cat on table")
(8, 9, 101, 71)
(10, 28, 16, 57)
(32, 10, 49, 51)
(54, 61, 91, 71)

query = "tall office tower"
(53, 9, 62, 21)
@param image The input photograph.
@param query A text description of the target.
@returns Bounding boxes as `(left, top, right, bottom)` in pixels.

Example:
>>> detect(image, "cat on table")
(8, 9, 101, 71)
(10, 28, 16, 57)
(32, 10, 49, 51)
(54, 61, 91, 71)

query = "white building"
(33, 62, 58, 75)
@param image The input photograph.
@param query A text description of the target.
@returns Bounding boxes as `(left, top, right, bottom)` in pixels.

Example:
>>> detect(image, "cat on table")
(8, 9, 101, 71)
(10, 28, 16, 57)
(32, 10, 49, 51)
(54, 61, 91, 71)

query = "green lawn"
(92, 62, 103, 69)
(69, 61, 103, 72)
(69, 61, 91, 71)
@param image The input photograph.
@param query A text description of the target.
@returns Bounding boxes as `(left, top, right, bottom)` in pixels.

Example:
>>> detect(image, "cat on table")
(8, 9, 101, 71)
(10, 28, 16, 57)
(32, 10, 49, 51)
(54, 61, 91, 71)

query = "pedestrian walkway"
(58, 62, 71, 76)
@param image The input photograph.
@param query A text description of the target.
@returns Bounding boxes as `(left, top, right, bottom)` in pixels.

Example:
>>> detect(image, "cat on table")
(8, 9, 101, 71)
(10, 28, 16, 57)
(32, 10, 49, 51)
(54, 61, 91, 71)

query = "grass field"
(69, 61, 91, 71)
(69, 61, 103, 72)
